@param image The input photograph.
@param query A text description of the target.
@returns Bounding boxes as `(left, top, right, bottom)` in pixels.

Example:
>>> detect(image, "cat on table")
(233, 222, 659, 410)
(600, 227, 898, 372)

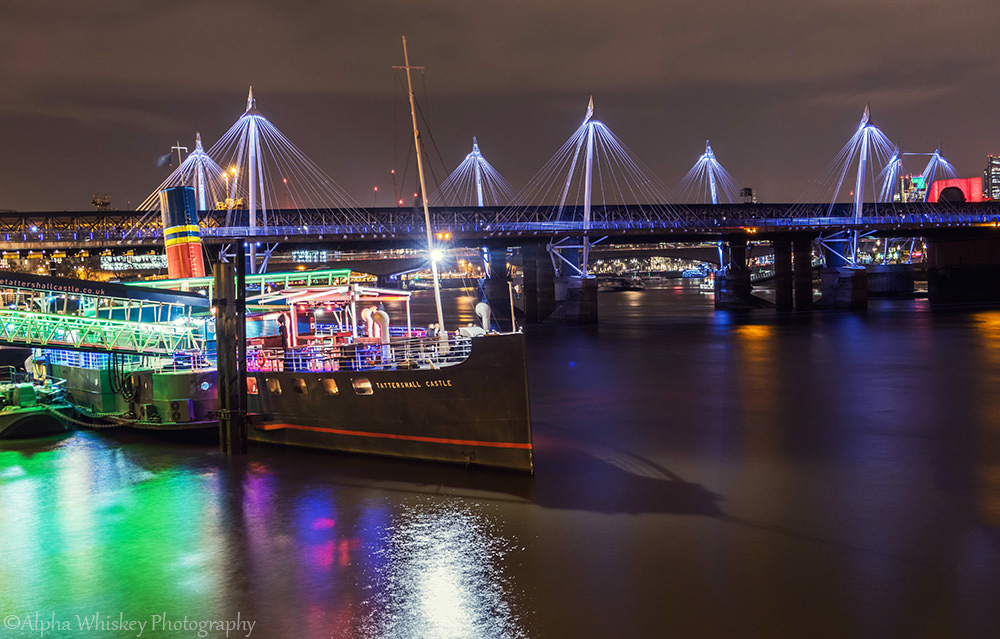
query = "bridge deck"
(1, 202, 999, 251)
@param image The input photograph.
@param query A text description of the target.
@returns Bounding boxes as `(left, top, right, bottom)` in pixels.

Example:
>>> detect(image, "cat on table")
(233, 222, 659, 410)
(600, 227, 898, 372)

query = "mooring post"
(214, 245, 248, 455)
(213, 259, 233, 453)
(234, 242, 248, 453)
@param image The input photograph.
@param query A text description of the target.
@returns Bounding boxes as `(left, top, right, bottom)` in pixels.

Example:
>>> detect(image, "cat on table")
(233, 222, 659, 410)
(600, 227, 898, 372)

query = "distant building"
(983, 156, 1000, 200)
(928, 177, 983, 203)
(898, 174, 925, 202)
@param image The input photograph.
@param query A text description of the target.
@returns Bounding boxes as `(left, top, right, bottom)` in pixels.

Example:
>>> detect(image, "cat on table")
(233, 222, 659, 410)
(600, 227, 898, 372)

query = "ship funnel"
(159, 186, 206, 279)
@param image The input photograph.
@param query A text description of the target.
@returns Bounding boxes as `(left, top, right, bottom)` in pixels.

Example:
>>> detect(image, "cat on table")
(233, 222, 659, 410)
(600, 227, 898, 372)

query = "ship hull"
(51, 333, 533, 473)
(0, 405, 73, 439)
(247, 333, 533, 472)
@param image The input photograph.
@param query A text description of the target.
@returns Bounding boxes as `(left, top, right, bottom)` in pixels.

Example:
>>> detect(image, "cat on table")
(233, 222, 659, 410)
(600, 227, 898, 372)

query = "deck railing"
(248, 333, 473, 373)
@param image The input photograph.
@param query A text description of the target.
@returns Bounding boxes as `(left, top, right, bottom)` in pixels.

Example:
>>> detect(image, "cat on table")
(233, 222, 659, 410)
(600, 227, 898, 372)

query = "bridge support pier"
(552, 275, 598, 323)
(866, 264, 915, 297)
(520, 244, 537, 323)
(484, 244, 512, 330)
(793, 236, 815, 309)
(819, 266, 867, 309)
(926, 233, 1000, 305)
(715, 237, 767, 308)
(517, 242, 558, 324)
(773, 237, 793, 312)
(536, 244, 556, 321)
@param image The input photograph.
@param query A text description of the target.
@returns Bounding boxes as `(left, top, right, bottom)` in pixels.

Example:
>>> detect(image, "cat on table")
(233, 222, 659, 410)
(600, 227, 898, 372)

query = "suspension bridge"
(5, 85, 1000, 321)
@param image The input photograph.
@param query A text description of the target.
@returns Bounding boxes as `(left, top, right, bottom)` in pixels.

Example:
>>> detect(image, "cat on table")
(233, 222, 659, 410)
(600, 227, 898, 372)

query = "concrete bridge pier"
(536, 244, 556, 321)
(817, 239, 867, 309)
(518, 241, 557, 323)
(866, 264, 915, 297)
(484, 243, 512, 330)
(516, 241, 594, 324)
(793, 236, 815, 309)
(715, 236, 767, 308)
(926, 232, 1000, 305)
(819, 266, 867, 309)
(772, 237, 793, 312)
(519, 243, 538, 323)
(552, 275, 598, 324)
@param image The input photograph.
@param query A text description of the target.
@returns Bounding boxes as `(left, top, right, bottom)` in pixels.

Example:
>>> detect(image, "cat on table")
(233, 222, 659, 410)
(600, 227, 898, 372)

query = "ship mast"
(399, 36, 446, 332)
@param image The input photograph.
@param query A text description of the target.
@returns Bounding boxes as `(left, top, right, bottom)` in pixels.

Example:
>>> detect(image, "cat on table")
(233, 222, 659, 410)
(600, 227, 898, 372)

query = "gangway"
(0, 272, 209, 355)
(0, 308, 203, 355)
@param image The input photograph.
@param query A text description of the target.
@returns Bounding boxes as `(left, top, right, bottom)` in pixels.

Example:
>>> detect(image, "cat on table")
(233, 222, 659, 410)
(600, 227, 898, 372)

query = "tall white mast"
(400, 36, 446, 332)
(194, 132, 208, 211)
(581, 98, 595, 276)
(472, 137, 484, 207)
(705, 140, 719, 205)
(246, 86, 259, 273)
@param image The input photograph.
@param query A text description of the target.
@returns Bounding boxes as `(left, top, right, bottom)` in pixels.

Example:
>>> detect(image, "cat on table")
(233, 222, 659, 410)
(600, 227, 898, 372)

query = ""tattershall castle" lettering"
(374, 379, 453, 390)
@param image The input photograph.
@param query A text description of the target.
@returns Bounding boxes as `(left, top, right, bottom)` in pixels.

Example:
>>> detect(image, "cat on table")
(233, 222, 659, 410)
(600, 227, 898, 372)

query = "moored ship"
(47, 282, 534, 473)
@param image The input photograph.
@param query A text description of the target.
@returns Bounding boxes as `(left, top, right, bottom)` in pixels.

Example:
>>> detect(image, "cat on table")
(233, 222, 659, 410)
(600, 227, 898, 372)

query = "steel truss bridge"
(2, 201, 999, 253)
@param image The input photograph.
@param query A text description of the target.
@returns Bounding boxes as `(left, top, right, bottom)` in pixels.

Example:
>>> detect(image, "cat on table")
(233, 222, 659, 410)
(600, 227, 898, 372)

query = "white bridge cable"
(206, 89, 368, 232)
(497, 101, 692, 226)
(788, 105, 897, 219)
(673, 141, 741, 205)
(430, 138, 516, 207)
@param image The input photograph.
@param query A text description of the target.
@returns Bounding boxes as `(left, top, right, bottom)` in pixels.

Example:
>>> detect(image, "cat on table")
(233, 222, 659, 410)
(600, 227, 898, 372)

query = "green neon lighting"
(0, 309, 202, 355)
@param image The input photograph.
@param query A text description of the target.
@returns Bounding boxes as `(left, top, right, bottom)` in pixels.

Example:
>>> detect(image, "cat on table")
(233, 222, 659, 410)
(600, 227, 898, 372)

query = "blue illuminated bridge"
(3, 201, 1000, 251)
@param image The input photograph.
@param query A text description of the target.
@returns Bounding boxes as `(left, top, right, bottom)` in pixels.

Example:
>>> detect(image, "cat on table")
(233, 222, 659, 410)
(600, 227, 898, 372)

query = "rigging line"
(416, 68, 448, 171)
(398, 133, 415, 204)
(412, 96, 447, 188)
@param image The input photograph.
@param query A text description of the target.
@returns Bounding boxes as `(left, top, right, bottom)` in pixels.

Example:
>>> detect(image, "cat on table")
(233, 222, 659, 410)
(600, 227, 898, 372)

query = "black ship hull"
(52, 333, 533, 473)
(247, 333, 533, 472)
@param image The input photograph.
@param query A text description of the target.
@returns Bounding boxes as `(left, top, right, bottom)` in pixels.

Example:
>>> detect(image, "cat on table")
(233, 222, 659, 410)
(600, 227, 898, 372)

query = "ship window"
(292, 378, 307, 394)
(247, 377, 259, 395)
(352, 378, 373, 395)
(321, 379, 339, 395)
(266, 378, 281, 395)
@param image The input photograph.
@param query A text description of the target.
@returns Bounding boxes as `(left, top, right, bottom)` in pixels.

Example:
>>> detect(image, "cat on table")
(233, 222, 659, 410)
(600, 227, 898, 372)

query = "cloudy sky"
(2, 0, 999, 211)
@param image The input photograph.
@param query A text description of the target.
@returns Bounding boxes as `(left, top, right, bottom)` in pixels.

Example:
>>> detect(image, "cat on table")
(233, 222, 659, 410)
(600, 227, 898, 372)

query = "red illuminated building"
(927, 177, 983, 203)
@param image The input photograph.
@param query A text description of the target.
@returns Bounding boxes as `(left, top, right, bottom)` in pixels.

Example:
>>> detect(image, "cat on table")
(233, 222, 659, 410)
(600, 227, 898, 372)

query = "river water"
(1, 282, 999, 638)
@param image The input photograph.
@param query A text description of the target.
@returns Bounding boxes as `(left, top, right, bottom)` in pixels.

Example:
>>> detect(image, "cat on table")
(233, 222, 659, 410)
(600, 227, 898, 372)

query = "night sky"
(2, 0, 999, 212)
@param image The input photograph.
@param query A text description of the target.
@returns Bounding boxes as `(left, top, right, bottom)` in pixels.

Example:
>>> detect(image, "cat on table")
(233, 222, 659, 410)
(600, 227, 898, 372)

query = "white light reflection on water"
(360, 499, 528, 639)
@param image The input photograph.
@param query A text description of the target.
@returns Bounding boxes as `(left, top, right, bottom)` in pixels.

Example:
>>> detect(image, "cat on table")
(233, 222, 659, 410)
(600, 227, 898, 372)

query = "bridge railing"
(3, 202, 1000, 246)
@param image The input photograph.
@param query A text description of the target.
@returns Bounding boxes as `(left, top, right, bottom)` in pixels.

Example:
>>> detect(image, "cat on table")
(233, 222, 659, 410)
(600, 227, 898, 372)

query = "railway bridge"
(2, 200, 1000, 322)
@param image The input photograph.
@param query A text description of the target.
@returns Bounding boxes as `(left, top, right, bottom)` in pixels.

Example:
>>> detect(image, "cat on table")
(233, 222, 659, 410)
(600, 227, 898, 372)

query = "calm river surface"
(2, 282, 999, 638)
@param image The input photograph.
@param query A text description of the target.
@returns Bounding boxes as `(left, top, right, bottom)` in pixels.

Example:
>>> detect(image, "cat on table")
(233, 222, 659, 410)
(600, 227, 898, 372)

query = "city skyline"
(2, 1, 999, 211)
